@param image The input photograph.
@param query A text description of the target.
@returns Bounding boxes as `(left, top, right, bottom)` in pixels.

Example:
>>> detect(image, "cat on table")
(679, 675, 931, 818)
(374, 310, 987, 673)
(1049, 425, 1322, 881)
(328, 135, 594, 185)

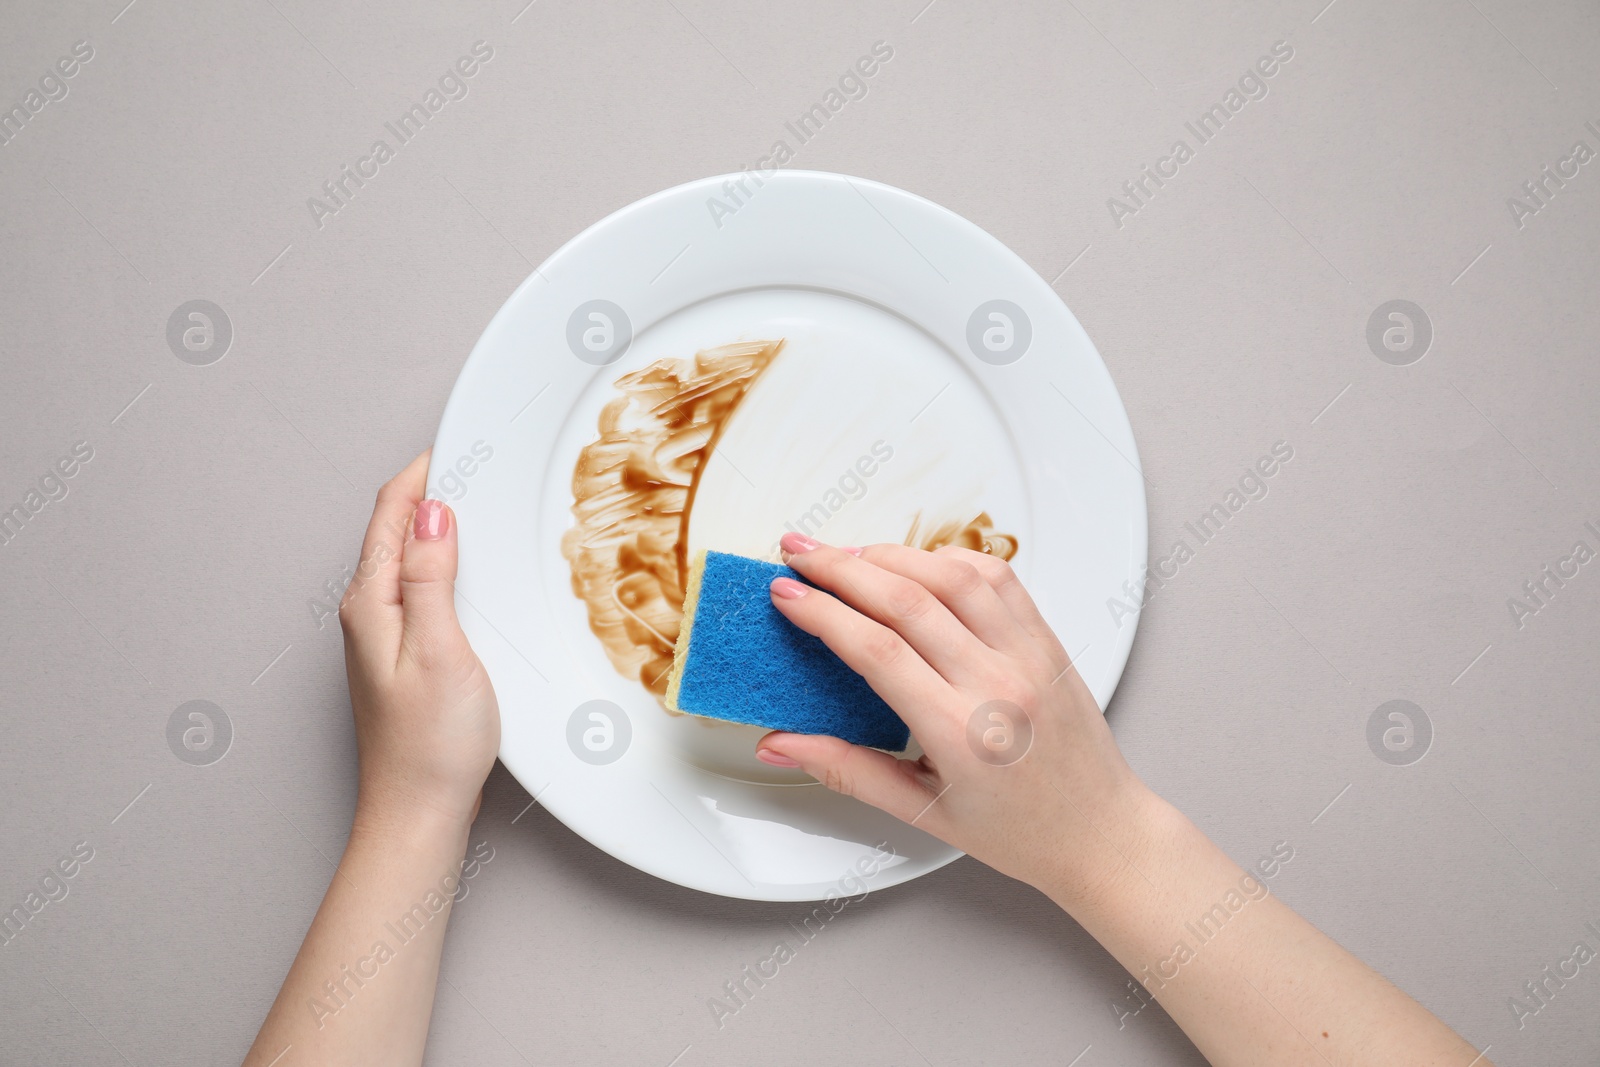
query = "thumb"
(758, 732, 938, 827)
(398, 499, 463, 656)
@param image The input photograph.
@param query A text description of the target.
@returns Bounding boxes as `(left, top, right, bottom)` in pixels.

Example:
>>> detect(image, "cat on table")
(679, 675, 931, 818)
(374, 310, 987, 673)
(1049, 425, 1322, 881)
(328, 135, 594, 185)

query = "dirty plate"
(429, 171, 1146, 901)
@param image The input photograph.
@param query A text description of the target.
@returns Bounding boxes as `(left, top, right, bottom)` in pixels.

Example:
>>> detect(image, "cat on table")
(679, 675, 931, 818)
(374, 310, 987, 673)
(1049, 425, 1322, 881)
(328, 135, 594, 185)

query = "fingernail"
(841, 546, 863, 556)
(771, 577, 809, 600)
(756, 748, 801, 768)
(415, 499, 449, 541)
(780, 531, 820, 554)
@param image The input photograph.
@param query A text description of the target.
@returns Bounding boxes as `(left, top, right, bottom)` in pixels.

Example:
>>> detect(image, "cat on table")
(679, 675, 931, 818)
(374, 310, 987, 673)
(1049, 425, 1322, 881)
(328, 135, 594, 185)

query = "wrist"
(1035, 776, 1183, 914)
(352, 779, 476, 850)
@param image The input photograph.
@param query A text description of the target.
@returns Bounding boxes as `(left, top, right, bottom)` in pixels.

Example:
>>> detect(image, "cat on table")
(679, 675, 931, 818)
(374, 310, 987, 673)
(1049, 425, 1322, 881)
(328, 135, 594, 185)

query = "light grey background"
(2, 0, 1596, 1063)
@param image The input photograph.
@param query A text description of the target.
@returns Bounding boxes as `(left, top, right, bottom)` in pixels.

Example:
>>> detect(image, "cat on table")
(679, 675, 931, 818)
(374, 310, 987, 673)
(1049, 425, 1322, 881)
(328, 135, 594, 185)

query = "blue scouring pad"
(664, 549, 910, 752)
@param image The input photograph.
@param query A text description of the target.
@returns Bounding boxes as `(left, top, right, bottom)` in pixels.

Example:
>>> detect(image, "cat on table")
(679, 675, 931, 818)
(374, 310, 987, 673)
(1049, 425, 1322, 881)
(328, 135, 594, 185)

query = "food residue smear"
(562, 338, 1018, 705)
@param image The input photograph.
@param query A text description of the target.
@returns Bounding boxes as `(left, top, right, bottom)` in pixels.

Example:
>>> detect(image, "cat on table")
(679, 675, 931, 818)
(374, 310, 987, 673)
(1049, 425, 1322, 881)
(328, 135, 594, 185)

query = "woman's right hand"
(757, 533, 1484, 1067)
(755, 532, 1162, 901)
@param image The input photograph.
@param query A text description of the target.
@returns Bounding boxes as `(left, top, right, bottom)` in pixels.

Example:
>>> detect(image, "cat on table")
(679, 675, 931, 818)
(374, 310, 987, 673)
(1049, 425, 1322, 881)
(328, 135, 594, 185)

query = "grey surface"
(1, 0, 1596, 1063)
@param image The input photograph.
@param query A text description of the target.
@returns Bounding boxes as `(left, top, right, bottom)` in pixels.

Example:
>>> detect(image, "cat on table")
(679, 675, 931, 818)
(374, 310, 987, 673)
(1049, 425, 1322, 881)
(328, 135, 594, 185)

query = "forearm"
(244, 801, 472, 1067)
(1043, 789, 1481, 1067)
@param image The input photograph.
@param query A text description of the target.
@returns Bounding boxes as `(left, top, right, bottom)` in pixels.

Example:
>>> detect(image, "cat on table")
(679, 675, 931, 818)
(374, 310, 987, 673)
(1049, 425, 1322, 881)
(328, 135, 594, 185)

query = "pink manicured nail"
(757, 748, 801, 768)
(841, 546, 863, 556)
(771, 577, 809, 600)
(780, 531, 820, 554)
(414, 499, 449, 541)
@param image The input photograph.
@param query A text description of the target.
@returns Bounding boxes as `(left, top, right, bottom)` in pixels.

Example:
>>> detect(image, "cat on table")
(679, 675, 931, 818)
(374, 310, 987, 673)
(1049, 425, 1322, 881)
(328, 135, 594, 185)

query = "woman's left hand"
(338, 450, 501, 829)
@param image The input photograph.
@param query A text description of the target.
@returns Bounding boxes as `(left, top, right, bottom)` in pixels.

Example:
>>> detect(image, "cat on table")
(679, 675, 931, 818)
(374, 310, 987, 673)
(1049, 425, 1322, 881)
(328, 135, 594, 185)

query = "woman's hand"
(756, 532, 1482, 1066)
(247, 452, 502, 1067)
(338, 450, 500, 830)
(755, 532, 1156, 900)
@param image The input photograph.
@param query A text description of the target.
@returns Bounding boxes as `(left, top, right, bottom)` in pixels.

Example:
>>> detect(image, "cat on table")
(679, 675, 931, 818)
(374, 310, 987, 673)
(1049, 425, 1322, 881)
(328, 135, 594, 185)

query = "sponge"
(664, 549, 911, 752)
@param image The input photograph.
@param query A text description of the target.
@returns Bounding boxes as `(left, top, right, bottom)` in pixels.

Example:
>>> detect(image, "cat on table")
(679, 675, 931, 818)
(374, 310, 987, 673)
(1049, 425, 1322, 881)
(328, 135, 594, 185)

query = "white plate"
(430, 171, 1146, 901)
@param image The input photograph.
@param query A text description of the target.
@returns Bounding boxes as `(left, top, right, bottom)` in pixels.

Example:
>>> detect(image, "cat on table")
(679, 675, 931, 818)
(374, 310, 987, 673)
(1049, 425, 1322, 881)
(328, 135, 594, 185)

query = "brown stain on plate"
(905, 510, 1019, 560)
(562, 340, 784, 700)
(562, 338, 1019, 706)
